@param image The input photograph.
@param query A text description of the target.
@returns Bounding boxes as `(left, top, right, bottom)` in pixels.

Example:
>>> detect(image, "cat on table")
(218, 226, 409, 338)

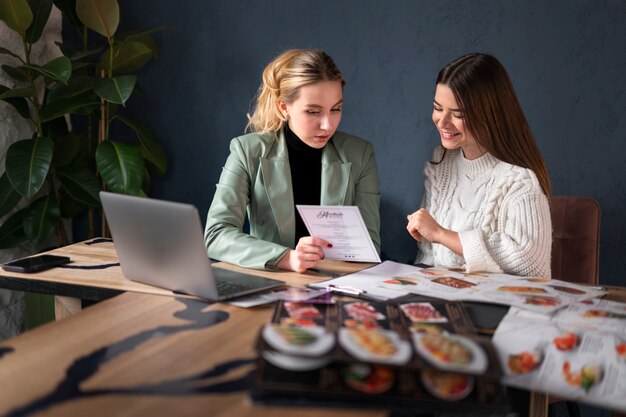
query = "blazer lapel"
(260, 133, 295, 248)
(321, 141, 351, 205)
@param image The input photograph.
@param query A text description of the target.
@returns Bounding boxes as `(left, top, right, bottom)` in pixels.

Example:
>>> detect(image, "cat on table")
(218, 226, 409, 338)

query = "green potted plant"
(0, 0, 167, 248)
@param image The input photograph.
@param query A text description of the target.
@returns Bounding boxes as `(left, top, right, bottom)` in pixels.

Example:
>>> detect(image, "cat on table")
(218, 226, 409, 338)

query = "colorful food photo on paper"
(342, 363, 395, 394)
(523, 295, 563, 307)
(383, 276, 420, 286)
(497, 286, 548, 294)
(562, 361, 602, 393)
(421, 369, 474, 401)
(411, 323, 446, 335)
(507, 350, 543, 375)
(413, 333, 488, 374)
(400, 302, 448, 323)
(262, 323, 335, 356)
(344, 302, 386, 321)
(284, 302, 323, 319)
(339, 328, 412, 365)
(549, 285, 586, 295)
(418, 268, 448, 278)
(553, 331, 580, 351)
(432, 276, 477, 289)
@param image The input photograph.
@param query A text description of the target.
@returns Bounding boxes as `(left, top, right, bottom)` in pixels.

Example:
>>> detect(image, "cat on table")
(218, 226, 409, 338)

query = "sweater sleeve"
(413, 190, 434, 265)
(204, 137, 289, 270)
(414, 150, 440, 265)
(458, 184, 552, 278)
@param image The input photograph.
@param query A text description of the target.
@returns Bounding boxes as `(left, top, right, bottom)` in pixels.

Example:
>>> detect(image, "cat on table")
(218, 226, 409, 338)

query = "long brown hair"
(436, 53, 551, 197)
(246, 49, 345, 133)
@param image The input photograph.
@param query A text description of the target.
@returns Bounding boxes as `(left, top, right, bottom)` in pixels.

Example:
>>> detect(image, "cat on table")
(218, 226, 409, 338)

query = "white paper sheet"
(493, 301, 626, 413)
(309, 260, 606, 312)
(296, 205, 380, 263)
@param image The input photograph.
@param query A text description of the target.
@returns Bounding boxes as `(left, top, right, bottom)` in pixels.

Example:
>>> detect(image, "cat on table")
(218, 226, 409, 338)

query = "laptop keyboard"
(215, 279, 251, 295)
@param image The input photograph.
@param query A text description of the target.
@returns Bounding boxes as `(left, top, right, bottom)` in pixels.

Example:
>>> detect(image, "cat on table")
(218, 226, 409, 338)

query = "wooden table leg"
(54, 296, 82, 320)
(529, 392, 549, 417)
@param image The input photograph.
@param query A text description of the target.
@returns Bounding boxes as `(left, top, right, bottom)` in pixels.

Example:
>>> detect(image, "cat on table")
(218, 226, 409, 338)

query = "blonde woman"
(407, 53, 552, 277)
(205, 49, 380, 273)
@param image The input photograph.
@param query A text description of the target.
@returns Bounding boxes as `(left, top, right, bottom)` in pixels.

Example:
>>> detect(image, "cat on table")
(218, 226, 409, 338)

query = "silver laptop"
(100, 191, 284, 301)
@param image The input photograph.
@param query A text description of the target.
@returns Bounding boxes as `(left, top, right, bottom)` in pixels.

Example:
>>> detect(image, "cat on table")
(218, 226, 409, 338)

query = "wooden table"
(0, 291, 387, 417)
(2, 239, 625, 417)
(0, 238, 365, 317)
(0, 239, 382, 417)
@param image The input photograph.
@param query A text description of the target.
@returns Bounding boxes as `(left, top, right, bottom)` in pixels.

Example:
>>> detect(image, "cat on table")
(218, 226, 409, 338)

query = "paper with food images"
(492, 303, 626, 413)
(308, 260, 417, 301)
(543, 298, 626, 333)
(467, 278, 607, 314)
(296, 205, 381, 262)
(310, 260, 605, 312)
(253, 299, 508, 410)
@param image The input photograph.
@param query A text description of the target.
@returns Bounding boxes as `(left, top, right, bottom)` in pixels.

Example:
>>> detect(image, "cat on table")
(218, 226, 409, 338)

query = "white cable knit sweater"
(415, 146, 552, 278)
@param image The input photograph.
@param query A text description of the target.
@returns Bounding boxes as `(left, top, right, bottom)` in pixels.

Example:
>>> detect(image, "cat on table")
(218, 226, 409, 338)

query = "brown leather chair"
(550, 196, 601, 285)
(549, 196, 601, 417)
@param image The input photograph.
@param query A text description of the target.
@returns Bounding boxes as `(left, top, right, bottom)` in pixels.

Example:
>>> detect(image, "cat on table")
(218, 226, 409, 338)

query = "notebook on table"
(100, 191, 284, 301)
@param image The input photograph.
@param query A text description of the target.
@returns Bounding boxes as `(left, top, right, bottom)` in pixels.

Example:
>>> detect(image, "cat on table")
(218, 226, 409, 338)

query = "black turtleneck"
(284, 124, 323, 242)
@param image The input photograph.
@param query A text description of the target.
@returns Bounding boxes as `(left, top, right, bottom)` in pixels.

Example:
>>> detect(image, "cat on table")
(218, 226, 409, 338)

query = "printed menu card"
(251, 299, 509, 413)
(492, 298, 626, 413)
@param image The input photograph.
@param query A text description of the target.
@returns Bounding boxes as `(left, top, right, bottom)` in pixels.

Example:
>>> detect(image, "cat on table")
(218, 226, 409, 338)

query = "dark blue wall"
(115, 0, 625, 286)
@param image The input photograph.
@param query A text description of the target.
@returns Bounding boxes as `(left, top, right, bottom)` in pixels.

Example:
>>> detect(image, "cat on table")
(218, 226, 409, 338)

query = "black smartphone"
(2, 254, 70, 273)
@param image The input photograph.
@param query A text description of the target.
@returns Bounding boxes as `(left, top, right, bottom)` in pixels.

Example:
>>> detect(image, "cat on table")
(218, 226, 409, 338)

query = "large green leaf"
(25, 0, 53, 43)
(56, 42, 103, 62)
(95, 140, 144, 195)
(56, 166, 100, 206)
(115, 115, 167, 175)
(119, 26, 170, 43)
(52, 133, 82, 166)
(40, 91, 99, 121)
(23, 195, 60, 242)
(2, 64, 29, 82)
(52, 0, 82, 30)
(58, 188, 87, 218)
(0, 86, 35, 99)
(0, 46, 23, 61)
(0, 0, 33, 33)
(0, 208, 28, 249)
(0, 85, 31, 118)
(99, 38, 156, 75)
(1, 96, 30, 118)
(42, 116, 69, 141)
(46, 74, 96, 103)
(23, 56, 72, 84)
(76, 0, 119, 39)
(70, 61, 92, 74)
(5, 137, 54, 197)
(94, 75, 135, 105)
(141, 164, 150, 195)
(0, 173, 22, 218)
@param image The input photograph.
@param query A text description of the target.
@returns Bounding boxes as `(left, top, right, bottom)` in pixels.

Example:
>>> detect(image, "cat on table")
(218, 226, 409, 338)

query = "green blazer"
(204, 129, 381, 269)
